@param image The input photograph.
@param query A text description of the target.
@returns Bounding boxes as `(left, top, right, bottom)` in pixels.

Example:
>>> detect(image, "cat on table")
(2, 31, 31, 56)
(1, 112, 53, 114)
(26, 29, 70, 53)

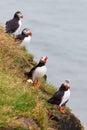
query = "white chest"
(33, 66, 47, 81)
(18, 20, 22, 28)
(15, 20, 22, 34)
(60, 89, 70, 106)
(21, 36, 31, 46)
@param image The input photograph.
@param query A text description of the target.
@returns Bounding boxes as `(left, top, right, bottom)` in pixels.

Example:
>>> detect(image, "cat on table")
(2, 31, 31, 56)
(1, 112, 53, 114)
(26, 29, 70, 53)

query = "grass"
(0, 26, 56, 130)
(0, 25, 84, 130)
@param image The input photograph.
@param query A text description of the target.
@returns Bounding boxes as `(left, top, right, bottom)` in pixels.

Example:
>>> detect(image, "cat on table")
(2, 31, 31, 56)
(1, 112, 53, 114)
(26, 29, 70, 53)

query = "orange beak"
(44, 56, 48, 63)
(29, 32, 32, 36)
(66, 85, 70, 89)
(20, 15, 23, 18)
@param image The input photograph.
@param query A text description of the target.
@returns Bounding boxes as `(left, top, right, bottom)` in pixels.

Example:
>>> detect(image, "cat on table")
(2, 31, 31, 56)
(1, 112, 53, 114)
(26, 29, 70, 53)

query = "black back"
(5, 17, 19, 33)
(16, 34, 25, 41)
(47, 84, 67, 105)
(16, 32, 29, 41)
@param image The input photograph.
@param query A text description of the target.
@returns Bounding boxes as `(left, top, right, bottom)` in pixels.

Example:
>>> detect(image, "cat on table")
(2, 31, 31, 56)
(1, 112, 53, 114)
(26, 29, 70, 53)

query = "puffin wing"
(16, 34, 24, 41)
(25, 67, 36, 79)
(6, 19, 19, 33)
(25, 62, 41, 79)
(47, 90, 64, 105)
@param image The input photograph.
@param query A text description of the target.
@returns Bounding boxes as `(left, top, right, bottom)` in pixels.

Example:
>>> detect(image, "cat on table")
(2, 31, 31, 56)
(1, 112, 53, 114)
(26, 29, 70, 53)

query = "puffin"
(25, 56, 48, 87)
(5, 11, 23, 34)
(47, 80, 70, 114)
(15, 28, 32, 46)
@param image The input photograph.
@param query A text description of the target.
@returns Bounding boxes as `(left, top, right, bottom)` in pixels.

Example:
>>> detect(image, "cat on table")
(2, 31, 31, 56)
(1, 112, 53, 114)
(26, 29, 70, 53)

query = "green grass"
(0, 25, 57, 130)
(0, 25, 84, 130)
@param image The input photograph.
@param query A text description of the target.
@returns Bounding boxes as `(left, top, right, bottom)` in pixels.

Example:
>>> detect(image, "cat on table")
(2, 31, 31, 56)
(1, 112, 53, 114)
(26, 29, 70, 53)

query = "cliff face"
(0, 110, 84, 130)
(0, 26, 84, 130)
(48, 110, 84, 130)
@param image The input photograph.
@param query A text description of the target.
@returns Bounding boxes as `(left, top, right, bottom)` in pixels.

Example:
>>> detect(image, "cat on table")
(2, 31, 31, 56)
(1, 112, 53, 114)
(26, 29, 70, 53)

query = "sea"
(0, 0, 87, 129)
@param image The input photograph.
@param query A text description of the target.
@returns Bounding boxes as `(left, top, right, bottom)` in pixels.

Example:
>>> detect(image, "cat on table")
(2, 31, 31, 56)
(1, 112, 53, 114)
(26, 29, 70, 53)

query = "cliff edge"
(0, 26, 84, 130)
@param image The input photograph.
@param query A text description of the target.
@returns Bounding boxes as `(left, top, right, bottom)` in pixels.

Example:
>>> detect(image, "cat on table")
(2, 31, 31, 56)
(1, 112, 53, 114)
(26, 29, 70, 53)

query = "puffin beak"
(29, 32, 32, 36)
(66, 85, 70, 89)
(44, 56, 48, 63)
(64, 80, 70, 89)
(20, 15, 23, 18)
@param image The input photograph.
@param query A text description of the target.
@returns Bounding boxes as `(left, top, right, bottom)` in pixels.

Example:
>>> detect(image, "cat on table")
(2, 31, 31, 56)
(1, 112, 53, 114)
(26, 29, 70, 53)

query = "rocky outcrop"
(0, 112, 83, 130)
(0, 112, 84, 130)
(48, 109, 84, 130)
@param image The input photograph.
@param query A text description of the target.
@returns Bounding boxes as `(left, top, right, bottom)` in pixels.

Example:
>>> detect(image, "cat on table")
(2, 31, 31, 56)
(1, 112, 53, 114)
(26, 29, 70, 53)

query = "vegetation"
(0, 26, 57, 130)
(0, 26, 84, 130)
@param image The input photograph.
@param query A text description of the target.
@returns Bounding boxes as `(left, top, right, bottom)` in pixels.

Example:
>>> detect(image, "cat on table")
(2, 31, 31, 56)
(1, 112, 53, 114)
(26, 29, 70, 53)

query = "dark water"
(0, 0, 87, 129)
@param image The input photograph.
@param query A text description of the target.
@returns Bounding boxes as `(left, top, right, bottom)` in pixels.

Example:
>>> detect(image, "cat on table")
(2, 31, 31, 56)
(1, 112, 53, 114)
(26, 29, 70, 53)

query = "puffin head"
(64, 80, 70, 89)
(14, 11, 23, 19)
(22, 28, 32, 36)
(40, 56, 48, 64)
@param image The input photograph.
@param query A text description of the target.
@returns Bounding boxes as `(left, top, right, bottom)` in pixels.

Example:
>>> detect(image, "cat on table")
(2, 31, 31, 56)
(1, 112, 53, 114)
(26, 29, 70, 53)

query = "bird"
(5, 11, 23, 34)
(47, 80, 70, 114)
(25, 56, 48, 87)
(15, 28, 32, 46)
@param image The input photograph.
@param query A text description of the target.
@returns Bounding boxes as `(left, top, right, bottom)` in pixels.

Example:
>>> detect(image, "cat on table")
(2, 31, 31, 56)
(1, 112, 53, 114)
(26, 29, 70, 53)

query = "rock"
(18, 117, 41, 130)
(48, 110, 84, 130)
(8, 117, 41, 130)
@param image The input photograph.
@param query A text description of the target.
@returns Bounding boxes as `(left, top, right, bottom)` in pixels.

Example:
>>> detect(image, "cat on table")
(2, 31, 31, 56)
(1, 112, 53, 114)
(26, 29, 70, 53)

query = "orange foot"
(57, 106, 66, 114)
(33, 81, 42, 87)
(33, 79, 38, 87)
(33, 82, 39, 87)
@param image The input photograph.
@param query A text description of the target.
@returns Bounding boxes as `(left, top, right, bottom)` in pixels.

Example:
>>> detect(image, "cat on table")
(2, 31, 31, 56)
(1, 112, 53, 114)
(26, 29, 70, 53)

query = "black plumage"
(25, 56, 48, 87)
(47, 84, 65, 105)
(47, 80, 70, 106)
(5, 11, 23, 33)
(16, 33, 25, 41)
(25, 58, 46, 79)
(16, 28, 32, 42)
